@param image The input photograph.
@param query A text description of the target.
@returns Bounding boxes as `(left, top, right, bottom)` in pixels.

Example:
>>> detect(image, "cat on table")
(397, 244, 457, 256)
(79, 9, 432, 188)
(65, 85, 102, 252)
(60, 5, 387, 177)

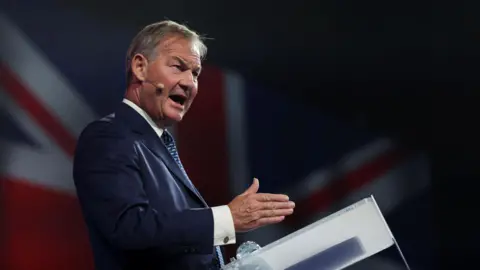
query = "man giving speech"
(73, 20, 295, 270)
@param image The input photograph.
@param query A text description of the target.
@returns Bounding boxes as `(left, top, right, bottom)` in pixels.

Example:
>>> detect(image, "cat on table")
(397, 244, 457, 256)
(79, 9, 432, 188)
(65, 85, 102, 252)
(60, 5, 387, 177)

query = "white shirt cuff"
(211, 205, 236, 246)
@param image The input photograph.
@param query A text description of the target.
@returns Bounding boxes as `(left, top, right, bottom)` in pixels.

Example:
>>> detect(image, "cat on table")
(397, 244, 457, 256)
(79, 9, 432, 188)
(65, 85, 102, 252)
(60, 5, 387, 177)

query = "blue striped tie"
(161, 130, 225, 268)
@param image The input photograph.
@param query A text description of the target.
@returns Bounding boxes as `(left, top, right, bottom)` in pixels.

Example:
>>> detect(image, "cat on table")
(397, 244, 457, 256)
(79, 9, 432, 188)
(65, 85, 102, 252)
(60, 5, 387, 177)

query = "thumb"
(241, 178, 259, 196)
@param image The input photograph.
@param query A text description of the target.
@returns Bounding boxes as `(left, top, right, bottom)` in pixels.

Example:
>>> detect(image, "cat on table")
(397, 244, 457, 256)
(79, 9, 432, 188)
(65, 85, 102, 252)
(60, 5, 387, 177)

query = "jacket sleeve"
(73, 121, 214, 255)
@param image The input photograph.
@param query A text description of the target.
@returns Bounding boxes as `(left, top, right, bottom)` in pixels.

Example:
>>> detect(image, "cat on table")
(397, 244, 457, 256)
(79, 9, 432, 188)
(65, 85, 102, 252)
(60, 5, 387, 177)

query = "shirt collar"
(122, 98, 164, 138)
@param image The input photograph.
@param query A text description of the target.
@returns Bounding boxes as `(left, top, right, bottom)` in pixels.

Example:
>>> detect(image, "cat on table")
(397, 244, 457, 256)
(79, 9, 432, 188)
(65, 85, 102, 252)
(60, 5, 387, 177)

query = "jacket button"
(223, 236, 229, 244)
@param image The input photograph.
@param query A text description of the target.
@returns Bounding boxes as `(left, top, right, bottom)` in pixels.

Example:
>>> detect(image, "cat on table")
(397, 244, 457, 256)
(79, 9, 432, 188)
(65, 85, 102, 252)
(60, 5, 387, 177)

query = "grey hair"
(125, 20, 207, 84)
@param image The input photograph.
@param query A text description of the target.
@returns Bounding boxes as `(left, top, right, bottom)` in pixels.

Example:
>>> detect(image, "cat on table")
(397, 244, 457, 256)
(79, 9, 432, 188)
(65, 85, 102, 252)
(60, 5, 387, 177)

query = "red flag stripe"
(291, 148, 410, 225)
(176, 66, 231, 206)
(0, 64, 92, 268)
(0, 63, 77, 157)
(1, 177, 94, 270)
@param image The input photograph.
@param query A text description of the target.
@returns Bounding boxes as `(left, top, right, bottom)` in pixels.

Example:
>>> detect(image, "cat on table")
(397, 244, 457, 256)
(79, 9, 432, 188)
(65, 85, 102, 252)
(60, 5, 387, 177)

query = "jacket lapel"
(145, 134, 208, 206)
(116, 103, 208, 207)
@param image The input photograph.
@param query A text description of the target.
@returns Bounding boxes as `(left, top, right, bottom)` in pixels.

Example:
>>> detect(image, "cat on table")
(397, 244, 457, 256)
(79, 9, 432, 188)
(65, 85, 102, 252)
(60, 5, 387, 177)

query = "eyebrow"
(173, 56, 201, 73)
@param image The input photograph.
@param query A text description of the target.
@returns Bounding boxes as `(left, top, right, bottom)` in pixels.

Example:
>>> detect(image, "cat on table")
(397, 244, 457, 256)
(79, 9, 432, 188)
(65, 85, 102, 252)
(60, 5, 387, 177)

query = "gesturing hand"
(228, 178, 295, 233)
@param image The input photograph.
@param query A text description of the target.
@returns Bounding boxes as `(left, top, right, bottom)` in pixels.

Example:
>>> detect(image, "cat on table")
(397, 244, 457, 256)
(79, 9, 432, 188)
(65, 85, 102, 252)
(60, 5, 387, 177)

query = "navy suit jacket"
(73, 103, 221, 270)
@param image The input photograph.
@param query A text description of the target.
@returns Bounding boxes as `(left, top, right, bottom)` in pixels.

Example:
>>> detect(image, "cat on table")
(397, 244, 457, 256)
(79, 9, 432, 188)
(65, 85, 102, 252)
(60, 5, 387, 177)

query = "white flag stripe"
(337, 138, 395, 172)
(302, 152, 430, 225)
(223, 70, 251, 196)
(0, 87, 75, 194)
(0, 87, 57, 149)
(288, 138, 395, 201)
(243, 150, 430, 252)
(337, 152, 430, 215)
(0, 13, 96, 138)
(0, 141, 76, 194)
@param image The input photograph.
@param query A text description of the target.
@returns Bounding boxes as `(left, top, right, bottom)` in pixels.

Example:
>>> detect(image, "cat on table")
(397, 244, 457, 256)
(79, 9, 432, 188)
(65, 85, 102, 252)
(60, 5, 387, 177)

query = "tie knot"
(161, 131, 173, 145)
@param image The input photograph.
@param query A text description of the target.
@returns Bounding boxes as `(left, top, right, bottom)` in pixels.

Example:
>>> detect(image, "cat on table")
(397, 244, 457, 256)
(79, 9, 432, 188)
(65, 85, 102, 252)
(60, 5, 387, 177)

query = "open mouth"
(169, 94, 187, 106)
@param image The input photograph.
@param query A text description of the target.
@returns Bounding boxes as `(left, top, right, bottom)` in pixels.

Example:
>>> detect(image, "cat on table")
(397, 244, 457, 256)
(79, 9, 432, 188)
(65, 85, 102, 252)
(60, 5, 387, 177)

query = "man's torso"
(74, 108, 218, 270)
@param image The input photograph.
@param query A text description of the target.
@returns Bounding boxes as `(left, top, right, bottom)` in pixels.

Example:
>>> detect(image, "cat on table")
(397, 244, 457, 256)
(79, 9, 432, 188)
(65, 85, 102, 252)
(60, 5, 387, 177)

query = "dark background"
(76, 0, 478, 265)
(65, 4, 477, 265)
(67, 0, 475, 148)
(7, 0, 480, 267)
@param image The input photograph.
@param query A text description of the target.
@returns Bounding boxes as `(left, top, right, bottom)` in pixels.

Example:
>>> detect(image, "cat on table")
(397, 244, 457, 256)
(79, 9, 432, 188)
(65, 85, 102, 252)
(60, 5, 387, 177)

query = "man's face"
(131, 35, 201, 126)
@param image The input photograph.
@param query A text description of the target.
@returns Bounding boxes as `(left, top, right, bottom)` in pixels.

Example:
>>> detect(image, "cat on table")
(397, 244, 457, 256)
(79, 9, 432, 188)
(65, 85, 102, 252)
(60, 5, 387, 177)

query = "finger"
(253, 193, 290, 202)
(241, 178, 259, 196)
(256, 209, 294, 219)
(254, 216, 285, 227)
(260, 201, 295, 210)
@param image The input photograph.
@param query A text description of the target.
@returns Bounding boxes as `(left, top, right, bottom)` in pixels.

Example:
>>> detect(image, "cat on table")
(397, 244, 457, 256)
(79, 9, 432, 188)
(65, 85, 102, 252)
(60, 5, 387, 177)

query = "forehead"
(157, 35, 201, 66)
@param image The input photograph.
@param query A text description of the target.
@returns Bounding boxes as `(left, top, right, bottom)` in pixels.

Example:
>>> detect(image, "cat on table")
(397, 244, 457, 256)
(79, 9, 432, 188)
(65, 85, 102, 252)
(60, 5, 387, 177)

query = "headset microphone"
(143, 80, 165, 90)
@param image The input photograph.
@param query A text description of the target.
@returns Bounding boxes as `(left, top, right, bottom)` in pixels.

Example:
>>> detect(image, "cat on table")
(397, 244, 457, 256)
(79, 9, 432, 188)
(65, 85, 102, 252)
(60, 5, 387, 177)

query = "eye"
(172, 64, 182, 70)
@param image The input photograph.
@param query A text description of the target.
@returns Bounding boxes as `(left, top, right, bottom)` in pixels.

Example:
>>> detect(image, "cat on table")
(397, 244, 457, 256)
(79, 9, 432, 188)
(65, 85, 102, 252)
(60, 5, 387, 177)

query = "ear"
(131, 53, 148, 82)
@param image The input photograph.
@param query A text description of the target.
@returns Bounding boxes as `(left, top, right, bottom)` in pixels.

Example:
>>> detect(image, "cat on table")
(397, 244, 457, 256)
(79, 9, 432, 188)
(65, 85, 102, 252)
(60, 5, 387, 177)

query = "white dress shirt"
(122, 99, 236, 246)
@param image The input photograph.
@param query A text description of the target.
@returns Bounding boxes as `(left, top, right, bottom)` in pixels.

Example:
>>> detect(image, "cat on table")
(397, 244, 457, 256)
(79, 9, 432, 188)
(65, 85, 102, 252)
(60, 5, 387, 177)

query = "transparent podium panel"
(223, 196, 410, 270)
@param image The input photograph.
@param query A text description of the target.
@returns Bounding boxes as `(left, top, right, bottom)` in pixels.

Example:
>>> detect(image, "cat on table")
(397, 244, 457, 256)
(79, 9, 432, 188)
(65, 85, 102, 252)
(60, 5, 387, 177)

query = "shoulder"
(78, 113, 129, 141)
(75, 113, 136, 155)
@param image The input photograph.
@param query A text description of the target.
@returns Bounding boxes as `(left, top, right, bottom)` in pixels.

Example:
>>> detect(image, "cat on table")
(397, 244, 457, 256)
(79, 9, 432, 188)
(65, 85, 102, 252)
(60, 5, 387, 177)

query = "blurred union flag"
(0, 6, 430, 270)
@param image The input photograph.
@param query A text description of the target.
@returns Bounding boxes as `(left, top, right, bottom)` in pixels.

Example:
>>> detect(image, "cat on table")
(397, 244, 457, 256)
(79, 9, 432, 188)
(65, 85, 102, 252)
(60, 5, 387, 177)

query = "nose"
(178, 72, 196, 93)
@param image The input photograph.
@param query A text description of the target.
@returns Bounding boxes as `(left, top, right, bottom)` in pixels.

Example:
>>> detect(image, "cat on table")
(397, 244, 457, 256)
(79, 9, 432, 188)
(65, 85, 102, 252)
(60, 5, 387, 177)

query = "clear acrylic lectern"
(222, 196, 410, 270)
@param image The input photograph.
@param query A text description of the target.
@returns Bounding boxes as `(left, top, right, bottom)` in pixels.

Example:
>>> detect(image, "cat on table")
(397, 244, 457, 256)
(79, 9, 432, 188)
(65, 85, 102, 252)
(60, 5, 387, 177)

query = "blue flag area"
(0, 3, 432, 269)
(1, 2, 128, 117)
(245, 84, 377, 193)
(0, 108, 37, 147)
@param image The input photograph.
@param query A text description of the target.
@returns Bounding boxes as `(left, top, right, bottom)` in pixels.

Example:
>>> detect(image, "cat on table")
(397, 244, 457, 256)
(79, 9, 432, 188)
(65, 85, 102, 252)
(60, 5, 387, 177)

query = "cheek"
(147, 93, 168, 113)
(190, 89, 198, 101)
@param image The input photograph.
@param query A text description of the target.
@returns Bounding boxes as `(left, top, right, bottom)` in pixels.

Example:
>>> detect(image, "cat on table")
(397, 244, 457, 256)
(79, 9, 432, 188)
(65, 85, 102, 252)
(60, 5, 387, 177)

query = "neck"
(124, 83, 141, 106)
(123, 85, 167, 129)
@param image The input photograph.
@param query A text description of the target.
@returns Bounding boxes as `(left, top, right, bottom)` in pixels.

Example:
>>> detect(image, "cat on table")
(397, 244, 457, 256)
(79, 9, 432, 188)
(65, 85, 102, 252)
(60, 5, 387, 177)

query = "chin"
(164, 112, 184, 124)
